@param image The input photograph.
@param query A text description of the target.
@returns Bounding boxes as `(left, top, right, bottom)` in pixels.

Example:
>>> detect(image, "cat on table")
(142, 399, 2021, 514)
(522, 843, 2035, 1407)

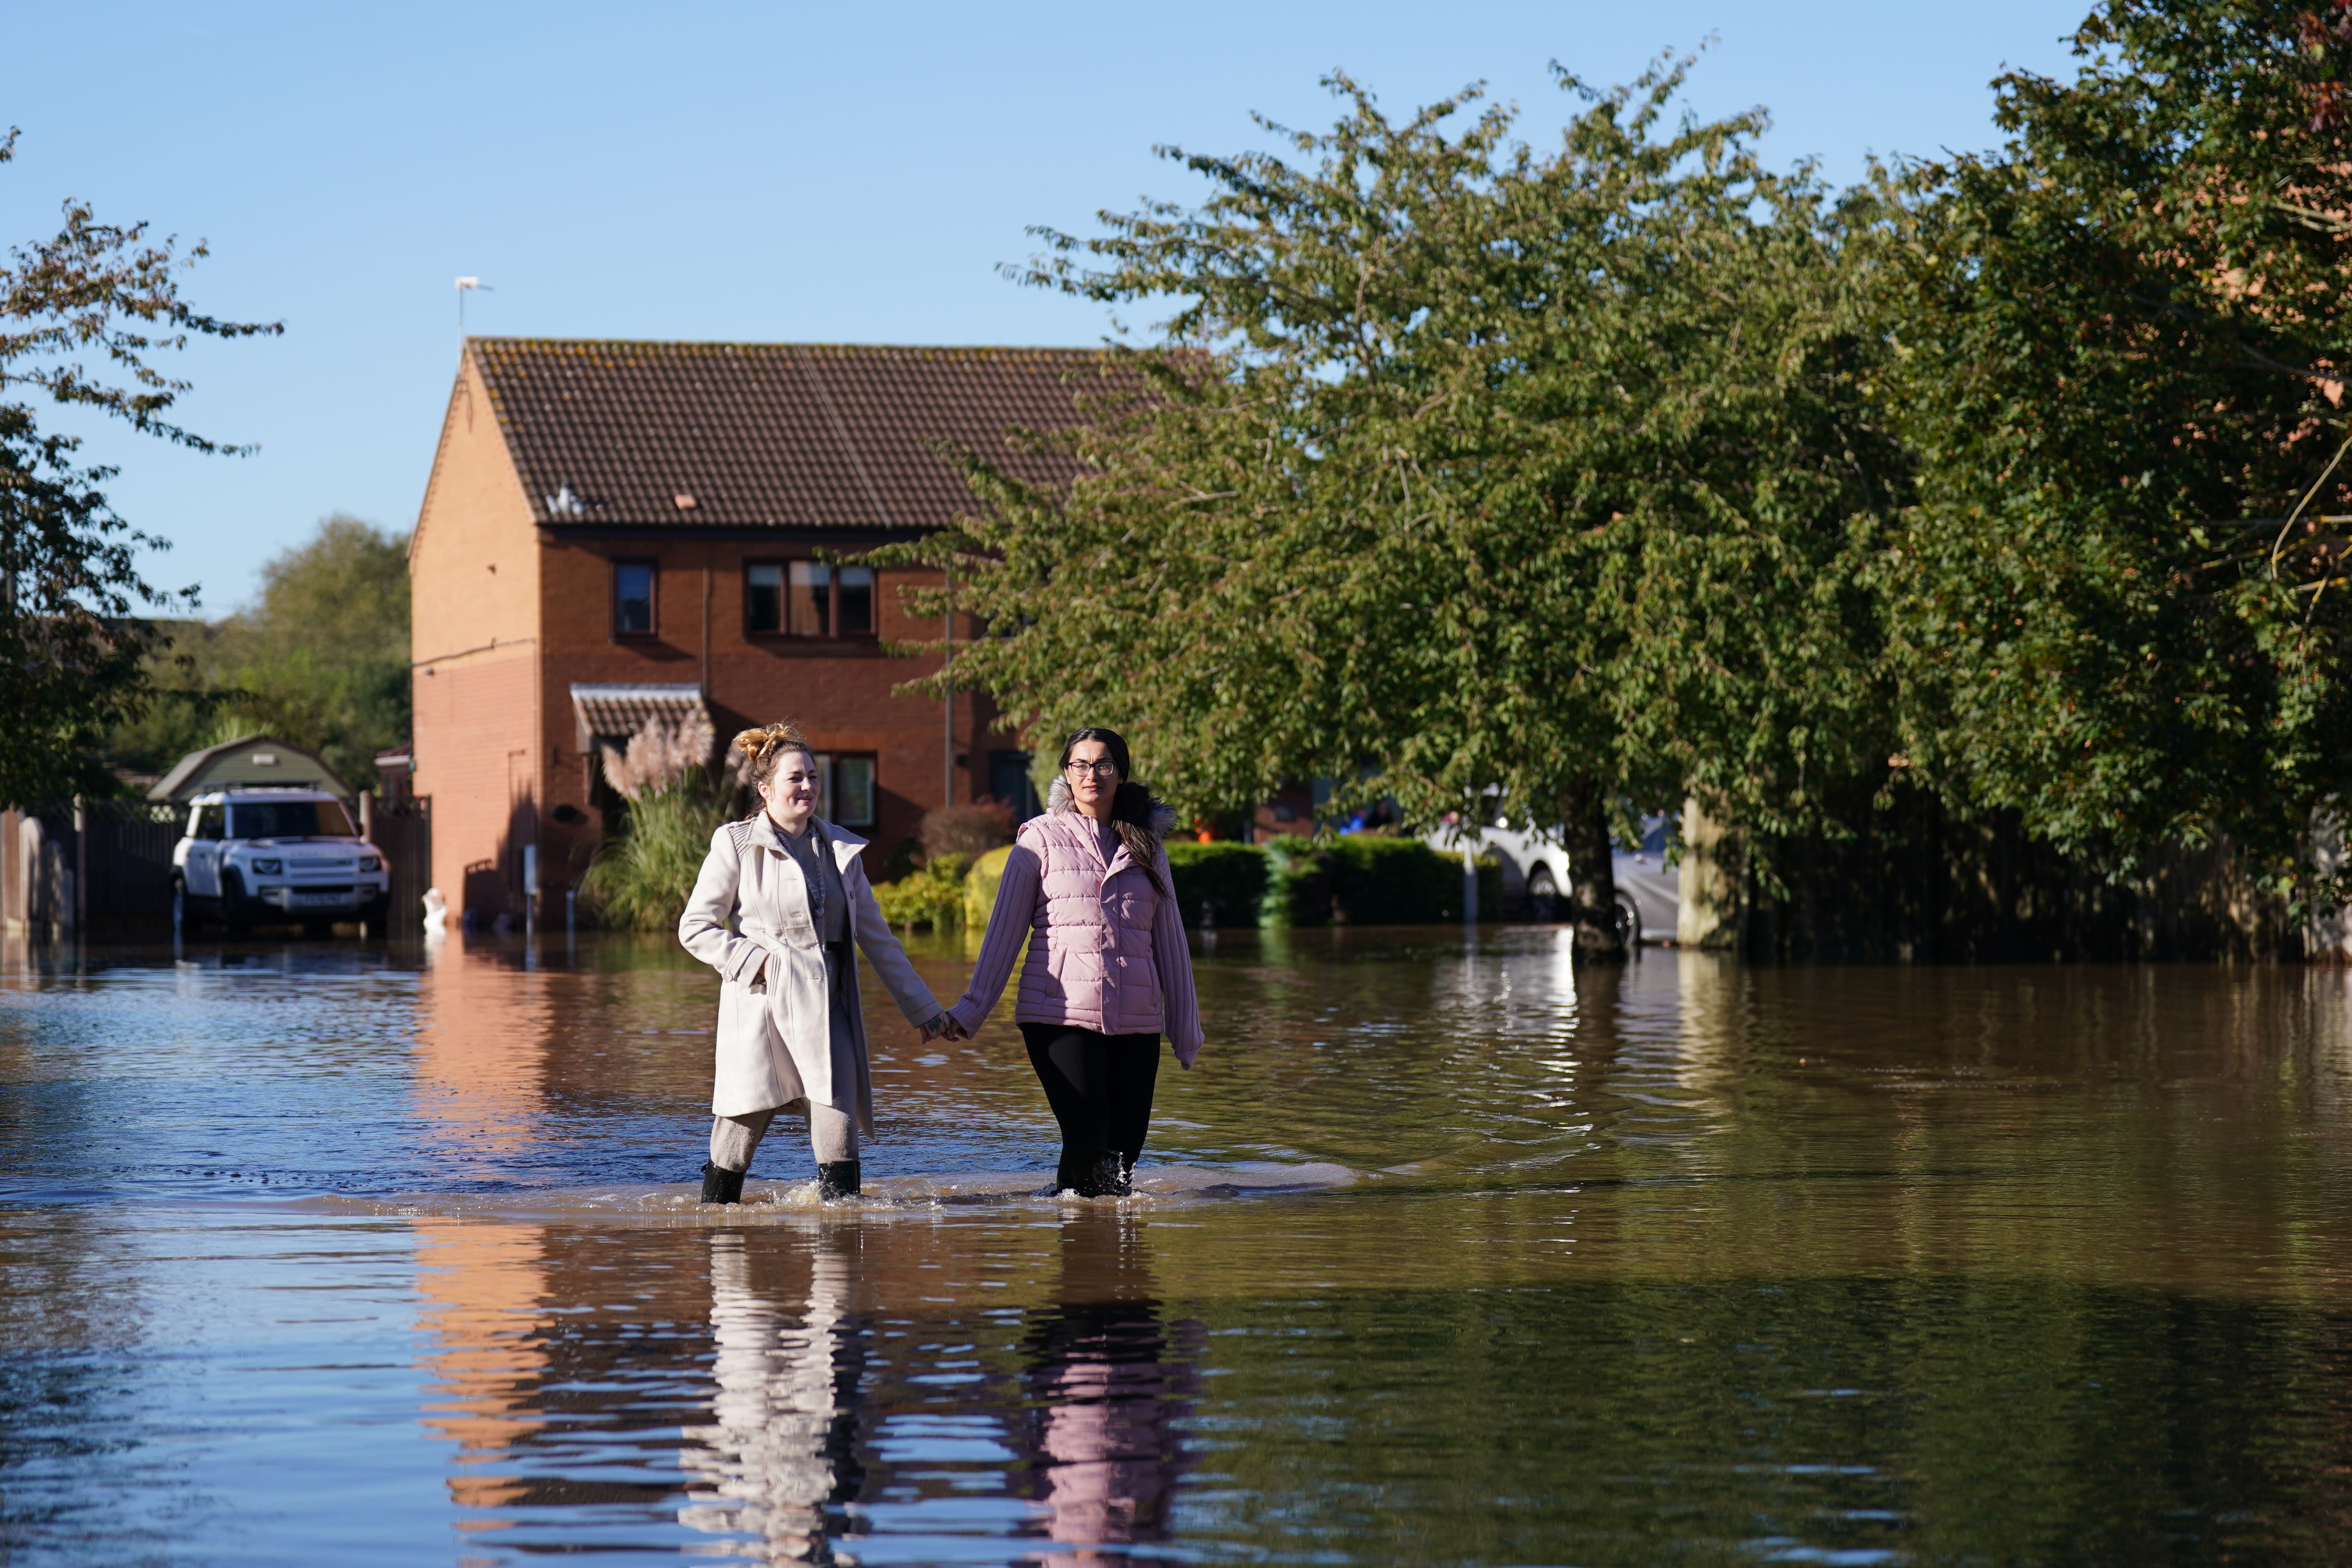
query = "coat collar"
(1043, 776, 1181, 839)
(752, 814, 866, 872)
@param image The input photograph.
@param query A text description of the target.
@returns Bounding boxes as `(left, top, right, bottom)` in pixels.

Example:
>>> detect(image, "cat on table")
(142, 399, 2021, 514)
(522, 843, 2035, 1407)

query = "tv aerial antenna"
(455, 276, 493, 338)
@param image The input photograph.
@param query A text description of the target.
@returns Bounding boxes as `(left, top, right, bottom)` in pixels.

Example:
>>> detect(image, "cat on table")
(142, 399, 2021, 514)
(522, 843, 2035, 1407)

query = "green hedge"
(960, 833, 1502, 930)
(1165, 841, 1269, 927)
(963, 844, 1016, 930)
(1326, 837, 1467, 924)
(873, 851, 972, 931)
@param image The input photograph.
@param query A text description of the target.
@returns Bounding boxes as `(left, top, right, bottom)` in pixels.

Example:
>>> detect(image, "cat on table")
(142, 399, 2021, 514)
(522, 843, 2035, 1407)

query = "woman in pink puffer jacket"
(944, 727, 1203, 1196)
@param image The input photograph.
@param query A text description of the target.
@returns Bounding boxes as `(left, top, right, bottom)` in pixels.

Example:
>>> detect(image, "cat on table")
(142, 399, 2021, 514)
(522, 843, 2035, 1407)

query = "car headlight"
(358, 854, 382, 872)
(251, 858, 282, 874)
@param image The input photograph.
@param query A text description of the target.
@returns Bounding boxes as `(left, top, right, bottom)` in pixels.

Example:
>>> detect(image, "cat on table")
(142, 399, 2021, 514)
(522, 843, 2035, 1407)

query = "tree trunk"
(1561, 774, 1626, 961)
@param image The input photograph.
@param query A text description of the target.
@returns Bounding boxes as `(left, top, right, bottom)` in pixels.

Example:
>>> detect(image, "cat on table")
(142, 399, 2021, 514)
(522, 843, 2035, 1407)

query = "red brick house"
(409, 338, 1100, 923)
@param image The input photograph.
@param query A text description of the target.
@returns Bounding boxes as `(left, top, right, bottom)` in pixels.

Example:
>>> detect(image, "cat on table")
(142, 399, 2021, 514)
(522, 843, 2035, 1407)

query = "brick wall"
(536, 532, 1001, 879)
(414, 650, 540, 920)
(412, 350, 1031, 914)
(410, 354, 544, 923)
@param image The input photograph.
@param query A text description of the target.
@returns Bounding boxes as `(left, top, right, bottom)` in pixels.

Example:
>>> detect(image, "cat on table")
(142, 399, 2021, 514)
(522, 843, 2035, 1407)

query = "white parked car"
(1428, 812, 1680, 942)
(169, 789, 391, 932)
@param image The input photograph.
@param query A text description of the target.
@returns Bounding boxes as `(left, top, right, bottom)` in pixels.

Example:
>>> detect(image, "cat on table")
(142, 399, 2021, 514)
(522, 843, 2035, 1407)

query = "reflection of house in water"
(414, 1219, 553, 1512)
(680, 1231, 866, 1563)
(413, 939, 554, 1164)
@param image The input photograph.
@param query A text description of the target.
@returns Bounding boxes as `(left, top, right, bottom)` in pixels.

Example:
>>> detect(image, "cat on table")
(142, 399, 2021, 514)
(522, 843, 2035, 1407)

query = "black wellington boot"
(700, 1161, 747, 1205)
(1073, 1152, 1126, 1199)
(816, 1160, 862, 1201)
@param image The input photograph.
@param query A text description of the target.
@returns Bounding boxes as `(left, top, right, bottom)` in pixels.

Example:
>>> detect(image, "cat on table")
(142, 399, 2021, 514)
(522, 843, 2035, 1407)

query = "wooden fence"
(4, 794, 432, 936)
(367, 796, 433, 932)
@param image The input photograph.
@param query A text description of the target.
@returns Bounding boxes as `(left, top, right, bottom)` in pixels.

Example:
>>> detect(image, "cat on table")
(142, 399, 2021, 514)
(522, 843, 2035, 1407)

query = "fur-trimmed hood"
(1045, 776, 1180, 840)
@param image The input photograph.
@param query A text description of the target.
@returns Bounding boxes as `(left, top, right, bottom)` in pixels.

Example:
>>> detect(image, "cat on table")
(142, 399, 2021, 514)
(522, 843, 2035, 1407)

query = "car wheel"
(170, 874, 201, 931)
(219, 869, 253, 931)
(1613, 892, 1639, 950)
(1526, 865, 1561, 922)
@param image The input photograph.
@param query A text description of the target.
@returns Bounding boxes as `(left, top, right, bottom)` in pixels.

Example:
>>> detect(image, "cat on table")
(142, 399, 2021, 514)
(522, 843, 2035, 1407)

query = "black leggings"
(1019, 1023, 1161, 1192)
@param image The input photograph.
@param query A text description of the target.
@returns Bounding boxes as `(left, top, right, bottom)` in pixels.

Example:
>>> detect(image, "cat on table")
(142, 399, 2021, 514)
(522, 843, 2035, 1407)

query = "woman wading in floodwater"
(943, 728, 1203, 1196)
(680, 722, 951, 1204)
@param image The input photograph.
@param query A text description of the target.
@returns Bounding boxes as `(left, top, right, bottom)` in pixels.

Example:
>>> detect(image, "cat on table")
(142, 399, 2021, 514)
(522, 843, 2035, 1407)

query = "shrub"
(1259, 838, 1333, 927)
(597, 711, 715, 799)
(580, 776, 734, 931)
(1327, 837, 1461, 923)
(922, 801, 1015, 858)
(1165, 841, 1268, 927)
(874, 851, 973, 931)
(963, 844, 1017, 930)
(1251, 836, 1504, 925)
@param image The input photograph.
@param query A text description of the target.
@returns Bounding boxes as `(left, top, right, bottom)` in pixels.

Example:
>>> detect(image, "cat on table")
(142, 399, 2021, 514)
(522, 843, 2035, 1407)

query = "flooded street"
(6, 928, 2352, 1565)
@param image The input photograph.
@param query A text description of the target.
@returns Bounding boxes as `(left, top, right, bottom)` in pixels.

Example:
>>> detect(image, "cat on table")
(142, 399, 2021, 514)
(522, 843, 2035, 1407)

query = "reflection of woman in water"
(943, 728, 1203, 1197)
(680, 722, 951, 1203)
(679, 1230, 864, 1562)
(1023, 1215, 1197, 1562)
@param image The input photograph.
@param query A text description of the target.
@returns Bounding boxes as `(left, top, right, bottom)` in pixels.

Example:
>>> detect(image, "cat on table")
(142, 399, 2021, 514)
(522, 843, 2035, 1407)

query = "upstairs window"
(787, 563, 876, 638)
(744, 562, 785, 635)
(614, 560, 656, 637)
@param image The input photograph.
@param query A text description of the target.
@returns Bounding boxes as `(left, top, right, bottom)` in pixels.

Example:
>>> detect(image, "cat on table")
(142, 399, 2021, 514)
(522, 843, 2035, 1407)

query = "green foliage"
(579, 779, 734, 931)
(1242, 836, 1496, 926)
(963, 844, 1016, 930)
(107, 514, 410, 789)
(877, 13, 2352, 905)
(1327, 837, 1468, 924)
(1165, 840, 1269, 927)
(875, 851, 974, 931)
(876, 59, 1898, 856)
(0, 129, 281, 805)
(1874, 0, 2352, 876)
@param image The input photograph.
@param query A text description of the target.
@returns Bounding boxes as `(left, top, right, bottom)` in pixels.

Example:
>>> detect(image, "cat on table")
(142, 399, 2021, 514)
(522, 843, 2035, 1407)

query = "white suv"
(170, 789, 391, 932)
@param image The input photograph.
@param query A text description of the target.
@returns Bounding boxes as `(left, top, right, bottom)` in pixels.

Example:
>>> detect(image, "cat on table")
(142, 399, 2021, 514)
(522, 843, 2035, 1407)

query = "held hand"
(919, 1014, 953, 1042)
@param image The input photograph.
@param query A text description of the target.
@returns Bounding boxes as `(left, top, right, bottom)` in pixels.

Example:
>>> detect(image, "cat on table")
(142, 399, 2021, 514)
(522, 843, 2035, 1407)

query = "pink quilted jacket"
(946, 800, 1203, 1065)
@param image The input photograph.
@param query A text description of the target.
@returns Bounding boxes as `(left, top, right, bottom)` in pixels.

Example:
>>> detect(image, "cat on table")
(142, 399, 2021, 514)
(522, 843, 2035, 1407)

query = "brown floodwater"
(4, 925, 2352, 1565)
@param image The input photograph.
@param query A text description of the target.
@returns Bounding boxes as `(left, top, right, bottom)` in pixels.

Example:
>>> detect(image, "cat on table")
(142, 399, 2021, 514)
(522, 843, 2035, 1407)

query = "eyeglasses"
(1064, 760, 1120, 778)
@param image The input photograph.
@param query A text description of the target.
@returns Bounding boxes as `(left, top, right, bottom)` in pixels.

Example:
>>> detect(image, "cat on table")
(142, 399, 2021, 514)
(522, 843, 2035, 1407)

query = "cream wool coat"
(679, 816, 942, 1126)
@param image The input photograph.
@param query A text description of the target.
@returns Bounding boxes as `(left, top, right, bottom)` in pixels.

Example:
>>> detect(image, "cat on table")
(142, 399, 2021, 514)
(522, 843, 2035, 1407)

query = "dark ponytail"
(1061, 727, 1168, 896)
(1109, 781, 1167, 897)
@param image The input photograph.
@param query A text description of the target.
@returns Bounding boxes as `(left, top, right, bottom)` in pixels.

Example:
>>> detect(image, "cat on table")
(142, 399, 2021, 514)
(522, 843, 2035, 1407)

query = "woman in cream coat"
(680, 722, 950, 1204)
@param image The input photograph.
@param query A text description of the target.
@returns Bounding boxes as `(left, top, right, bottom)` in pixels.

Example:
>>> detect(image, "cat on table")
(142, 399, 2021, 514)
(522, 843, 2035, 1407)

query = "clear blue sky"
(2, 0, 2086, 613)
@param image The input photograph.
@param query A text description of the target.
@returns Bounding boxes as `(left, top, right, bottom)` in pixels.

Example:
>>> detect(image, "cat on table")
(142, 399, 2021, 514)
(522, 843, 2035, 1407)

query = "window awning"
(569, 683, 708, 753)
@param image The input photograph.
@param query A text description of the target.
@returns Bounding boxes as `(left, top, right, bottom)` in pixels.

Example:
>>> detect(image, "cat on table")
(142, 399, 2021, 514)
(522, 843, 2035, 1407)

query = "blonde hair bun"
(732, 722, 814, 794)
(733, 720, 810, 761)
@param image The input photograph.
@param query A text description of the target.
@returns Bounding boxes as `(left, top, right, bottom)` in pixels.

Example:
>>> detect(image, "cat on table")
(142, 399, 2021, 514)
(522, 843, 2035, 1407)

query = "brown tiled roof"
(468, 338, 1110, 530)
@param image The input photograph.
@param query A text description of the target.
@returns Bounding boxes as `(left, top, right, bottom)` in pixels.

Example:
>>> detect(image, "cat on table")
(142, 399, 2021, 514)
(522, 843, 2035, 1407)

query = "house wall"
(410, 355, 545, 923)
(533, 531, 999, 891)
(410, 353, 1042, 923)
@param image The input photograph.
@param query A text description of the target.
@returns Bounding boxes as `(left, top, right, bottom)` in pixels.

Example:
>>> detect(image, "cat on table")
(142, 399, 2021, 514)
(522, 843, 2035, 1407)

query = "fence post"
(72, 795, 87, 936)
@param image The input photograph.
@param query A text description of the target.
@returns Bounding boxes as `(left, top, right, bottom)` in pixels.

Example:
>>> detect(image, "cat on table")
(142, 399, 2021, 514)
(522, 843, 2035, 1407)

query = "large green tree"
(1876, 0, 2352, 885)
(883, 61, 1903, 952)
(109, 513, 411, 790)
(0, 128, 279, 805)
